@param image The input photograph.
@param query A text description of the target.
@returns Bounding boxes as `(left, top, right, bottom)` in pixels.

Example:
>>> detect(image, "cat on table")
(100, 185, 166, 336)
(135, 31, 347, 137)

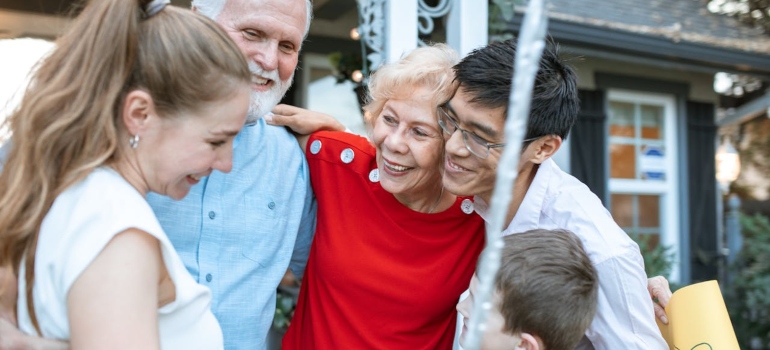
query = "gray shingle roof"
(533, 0, 770, 55)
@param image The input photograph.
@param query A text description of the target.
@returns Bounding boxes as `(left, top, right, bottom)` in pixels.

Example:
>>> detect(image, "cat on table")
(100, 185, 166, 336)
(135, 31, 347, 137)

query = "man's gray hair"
(192, 0, 313, 40)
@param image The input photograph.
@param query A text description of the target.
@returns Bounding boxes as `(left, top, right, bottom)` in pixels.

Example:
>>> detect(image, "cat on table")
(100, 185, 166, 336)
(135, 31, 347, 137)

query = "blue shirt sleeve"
(288, 159, 316, 280)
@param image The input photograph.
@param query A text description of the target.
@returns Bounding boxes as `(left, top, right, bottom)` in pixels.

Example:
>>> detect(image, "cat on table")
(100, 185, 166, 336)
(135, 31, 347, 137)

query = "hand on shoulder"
(266, 105, 346, 136)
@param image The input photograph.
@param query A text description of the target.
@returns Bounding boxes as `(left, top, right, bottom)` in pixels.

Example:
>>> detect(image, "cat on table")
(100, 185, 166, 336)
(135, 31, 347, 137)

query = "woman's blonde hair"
(363, 43, 459, 126)
(0, 0, 250, 334)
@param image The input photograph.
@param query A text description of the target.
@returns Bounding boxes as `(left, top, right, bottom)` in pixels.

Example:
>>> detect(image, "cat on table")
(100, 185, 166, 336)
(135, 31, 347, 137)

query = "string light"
(350, 27, 361, 41)
(351, 70, 364, 83)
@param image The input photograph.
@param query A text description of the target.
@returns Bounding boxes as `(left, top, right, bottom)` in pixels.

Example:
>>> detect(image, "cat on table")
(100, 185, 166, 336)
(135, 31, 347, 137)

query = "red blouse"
(282, 131, 485, 349)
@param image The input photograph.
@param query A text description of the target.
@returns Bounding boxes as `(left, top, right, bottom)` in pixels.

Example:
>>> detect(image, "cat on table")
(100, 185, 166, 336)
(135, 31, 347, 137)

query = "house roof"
(506, 0, 770, 75)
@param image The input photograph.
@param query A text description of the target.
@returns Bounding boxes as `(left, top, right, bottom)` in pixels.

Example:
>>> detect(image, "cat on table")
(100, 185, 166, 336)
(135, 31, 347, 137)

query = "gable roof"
(506, 0, 770, 75)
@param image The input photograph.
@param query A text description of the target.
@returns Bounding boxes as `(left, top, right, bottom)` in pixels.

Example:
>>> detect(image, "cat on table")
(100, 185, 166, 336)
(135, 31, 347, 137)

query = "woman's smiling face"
(371, 87, 445, 199)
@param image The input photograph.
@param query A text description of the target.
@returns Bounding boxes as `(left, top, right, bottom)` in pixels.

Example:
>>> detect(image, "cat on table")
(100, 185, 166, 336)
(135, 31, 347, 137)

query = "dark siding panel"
(571, 89, 607, 205)
(687, 101, 718, 282)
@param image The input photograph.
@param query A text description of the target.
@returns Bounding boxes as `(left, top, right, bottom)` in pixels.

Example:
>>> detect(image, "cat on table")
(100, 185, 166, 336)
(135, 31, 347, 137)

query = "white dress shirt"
(474, 158, 668, 350)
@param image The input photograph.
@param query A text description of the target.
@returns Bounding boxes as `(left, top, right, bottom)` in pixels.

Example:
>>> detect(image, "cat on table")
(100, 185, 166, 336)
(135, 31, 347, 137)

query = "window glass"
(638, 194, 661, 227)
(610, 144, 636, 179)
(640, 104, 663, 140)
(609, 101, 635, 137)
(610, 194, 634, 227)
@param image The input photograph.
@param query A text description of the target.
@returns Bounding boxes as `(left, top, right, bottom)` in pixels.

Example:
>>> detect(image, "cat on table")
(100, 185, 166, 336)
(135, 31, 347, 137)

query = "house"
(3, 0, 769, 285)
(496, 0, 770, 284)
(299, 0, 770, 285)
(295, 0, 770, 285)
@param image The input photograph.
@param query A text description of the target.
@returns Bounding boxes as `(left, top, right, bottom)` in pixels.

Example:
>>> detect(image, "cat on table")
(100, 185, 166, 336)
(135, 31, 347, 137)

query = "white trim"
(446, 0, 488, 57)
(608, 89, 681, 282)
(385, 0, 418, 63)
(610, 180, 669, 194)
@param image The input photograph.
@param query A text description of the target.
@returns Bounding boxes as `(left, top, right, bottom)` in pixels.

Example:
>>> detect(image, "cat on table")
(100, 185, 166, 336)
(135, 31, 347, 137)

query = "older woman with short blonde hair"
(273, 44, 485, 349)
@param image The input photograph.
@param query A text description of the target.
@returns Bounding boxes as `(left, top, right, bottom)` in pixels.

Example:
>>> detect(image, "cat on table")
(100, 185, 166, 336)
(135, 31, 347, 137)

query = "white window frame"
(608, 89, 680, 282)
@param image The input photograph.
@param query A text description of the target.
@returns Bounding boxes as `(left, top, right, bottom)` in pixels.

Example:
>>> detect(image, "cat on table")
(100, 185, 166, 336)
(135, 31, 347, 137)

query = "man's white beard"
(246, 61, 294, 124)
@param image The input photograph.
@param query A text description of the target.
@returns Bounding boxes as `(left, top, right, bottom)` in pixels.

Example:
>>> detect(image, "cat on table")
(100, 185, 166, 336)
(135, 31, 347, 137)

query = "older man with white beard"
(144, 0, 316, 349)
(0, 1, 311, 350)
(0, 0, 313, 348)
(135, 0, 315, 349)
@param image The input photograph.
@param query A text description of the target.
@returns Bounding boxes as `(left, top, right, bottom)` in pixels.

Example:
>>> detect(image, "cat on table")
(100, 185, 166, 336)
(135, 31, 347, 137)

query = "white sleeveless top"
(17, 167, 223, 349)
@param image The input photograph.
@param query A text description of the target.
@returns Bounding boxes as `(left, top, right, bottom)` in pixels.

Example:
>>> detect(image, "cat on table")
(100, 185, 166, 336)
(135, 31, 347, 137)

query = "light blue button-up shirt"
(147, 118, 316, 350)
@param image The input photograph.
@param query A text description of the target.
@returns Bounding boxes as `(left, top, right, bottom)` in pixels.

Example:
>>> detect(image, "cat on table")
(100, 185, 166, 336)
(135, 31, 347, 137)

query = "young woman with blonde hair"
(0, 0, 251, 348)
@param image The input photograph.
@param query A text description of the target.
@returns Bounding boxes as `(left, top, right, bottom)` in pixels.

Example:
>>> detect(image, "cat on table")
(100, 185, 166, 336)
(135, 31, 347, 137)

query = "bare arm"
(266, 104, 346, 151)
(67, 228, 162, 350)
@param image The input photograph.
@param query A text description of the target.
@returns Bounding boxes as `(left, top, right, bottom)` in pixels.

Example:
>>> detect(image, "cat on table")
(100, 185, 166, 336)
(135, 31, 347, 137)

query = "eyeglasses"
(437, 104, 538, 159)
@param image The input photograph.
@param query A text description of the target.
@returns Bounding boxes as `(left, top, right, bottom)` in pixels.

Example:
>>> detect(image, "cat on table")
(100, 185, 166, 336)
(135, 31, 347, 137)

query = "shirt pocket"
(240, 195, 291, 267)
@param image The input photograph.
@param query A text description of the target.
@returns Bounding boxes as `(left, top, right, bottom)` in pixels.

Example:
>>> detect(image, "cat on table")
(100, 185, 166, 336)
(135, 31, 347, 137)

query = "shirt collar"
(234, 118, 262, 150)
(475, 158, 557, 235)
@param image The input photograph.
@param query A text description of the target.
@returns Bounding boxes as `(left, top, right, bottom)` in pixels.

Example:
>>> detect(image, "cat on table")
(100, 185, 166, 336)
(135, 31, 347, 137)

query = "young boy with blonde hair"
(457, 229, 599, 350)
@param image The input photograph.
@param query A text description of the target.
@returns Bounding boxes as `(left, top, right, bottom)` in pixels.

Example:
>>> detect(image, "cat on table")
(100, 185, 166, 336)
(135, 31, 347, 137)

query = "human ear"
(516, 333, 542, 350)
(121, 90, 155, 137)
(530, 135, 562, 164)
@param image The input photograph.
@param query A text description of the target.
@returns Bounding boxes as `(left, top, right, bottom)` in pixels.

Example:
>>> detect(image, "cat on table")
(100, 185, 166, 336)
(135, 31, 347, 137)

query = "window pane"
(610, 143, 636, 179)
(611, 194, 634, 227)
(609, 101, 635, 137)
(640, 104, 663, 140)
(638, 195, 660, 227)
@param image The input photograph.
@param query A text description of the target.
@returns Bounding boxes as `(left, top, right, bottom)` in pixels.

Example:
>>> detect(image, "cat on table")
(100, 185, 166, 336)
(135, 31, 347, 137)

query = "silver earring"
(129, 134, 139, 149)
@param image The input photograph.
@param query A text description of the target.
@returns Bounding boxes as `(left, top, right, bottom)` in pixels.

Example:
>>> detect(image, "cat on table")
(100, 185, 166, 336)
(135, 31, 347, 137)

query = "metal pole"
(725, 193, 742, 286)
(716, 188, 726, 287)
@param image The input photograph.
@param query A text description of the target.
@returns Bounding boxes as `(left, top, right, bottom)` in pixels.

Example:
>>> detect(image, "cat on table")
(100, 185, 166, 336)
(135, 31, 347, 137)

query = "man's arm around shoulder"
(586, 249, 668, 349)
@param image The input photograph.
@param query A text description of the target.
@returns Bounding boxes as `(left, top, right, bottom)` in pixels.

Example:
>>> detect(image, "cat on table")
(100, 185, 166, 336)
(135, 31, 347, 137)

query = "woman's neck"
(393, 180, 455, 214)
(111, 153, 150, 197)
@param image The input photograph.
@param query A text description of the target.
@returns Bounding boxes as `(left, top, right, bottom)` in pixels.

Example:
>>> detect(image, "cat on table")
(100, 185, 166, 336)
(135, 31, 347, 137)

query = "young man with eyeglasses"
(442, 39, 668, 349)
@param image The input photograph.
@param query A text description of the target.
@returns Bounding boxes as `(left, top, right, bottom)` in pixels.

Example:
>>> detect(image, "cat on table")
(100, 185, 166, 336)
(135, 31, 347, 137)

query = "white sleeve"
(585, 249, 668, 349)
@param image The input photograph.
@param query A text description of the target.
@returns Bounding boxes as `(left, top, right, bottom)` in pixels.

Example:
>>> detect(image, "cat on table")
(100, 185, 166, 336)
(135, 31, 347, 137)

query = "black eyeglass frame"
(437, 104, 539, 159)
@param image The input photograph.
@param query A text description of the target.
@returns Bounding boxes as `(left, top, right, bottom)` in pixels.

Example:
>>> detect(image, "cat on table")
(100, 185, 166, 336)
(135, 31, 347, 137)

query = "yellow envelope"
(656, 280, 739, 350)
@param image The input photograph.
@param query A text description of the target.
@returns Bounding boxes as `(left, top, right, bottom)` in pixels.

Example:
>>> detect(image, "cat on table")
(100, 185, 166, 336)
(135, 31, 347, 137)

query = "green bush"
(273, 289, 296, 330)
(725, 213, 770, 349)
(629, 233, 675, 279)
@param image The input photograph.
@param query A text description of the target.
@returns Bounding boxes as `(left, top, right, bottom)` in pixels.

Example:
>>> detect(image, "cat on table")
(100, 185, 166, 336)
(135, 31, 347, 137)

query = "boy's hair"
(496, 229, 598, 349)
(452, 39, 579, 142)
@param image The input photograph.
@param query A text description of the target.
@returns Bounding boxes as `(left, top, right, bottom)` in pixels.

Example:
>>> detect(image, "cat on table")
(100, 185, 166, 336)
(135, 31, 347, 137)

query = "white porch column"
(385, 0, 418, 63)
(447, 0, 488, 58)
